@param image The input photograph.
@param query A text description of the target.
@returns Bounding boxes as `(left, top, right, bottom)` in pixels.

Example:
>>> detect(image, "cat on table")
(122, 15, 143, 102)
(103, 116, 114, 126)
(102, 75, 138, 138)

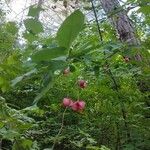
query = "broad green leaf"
(57, 10, 85, 49)
(28, 5, 42, 17)
(49, 60, 66, 71)
(24, 18, 43, 34)
(31, 47, 67, 62)
(23, 32, 38, 42)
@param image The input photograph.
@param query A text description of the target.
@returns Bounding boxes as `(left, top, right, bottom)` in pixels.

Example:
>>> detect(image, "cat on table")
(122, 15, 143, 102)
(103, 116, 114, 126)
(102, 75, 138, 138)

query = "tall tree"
(99, 0, 140, 46)
(97, 0, 140, 144)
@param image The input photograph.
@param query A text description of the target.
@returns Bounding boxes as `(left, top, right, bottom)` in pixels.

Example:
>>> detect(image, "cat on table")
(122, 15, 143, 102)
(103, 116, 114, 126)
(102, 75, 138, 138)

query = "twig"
(90, 0, 131, 143)
(51, 108, 67, 150)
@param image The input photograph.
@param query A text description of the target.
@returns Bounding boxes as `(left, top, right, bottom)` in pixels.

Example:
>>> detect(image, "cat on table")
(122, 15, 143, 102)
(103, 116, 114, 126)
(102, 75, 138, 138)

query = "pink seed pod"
(71, 100, 85, 112)
(78, 80, 87, 89)
(62, 98, 73, 107)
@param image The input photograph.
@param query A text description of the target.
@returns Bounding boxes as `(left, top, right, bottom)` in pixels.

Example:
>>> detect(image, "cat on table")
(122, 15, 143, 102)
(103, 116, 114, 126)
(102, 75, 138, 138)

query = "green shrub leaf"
(24, 18, 43, 34)
(31, 47, 67, 62)
(57, 10, 85, 49)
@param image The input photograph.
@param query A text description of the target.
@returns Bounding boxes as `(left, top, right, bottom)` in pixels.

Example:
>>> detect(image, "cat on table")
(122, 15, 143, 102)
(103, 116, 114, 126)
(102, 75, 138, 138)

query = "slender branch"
(90, 0, 131, 143)
(90, 0, 103, 42)
(51, 108, 67, 150)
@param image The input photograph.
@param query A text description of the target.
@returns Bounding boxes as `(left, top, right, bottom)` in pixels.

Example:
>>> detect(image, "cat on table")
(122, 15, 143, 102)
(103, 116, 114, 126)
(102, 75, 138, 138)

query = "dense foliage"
(0, 0, 150, 150)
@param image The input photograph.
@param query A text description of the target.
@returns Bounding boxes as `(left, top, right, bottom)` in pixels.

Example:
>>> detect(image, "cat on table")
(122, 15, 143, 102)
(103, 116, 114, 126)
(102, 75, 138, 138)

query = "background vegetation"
(0, 0, 150, 149)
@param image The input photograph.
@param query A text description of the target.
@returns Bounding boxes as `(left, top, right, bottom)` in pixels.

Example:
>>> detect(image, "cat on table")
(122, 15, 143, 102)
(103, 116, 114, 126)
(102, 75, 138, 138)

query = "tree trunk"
(100, 0, 140, 46)
(99, 0, 136, 143)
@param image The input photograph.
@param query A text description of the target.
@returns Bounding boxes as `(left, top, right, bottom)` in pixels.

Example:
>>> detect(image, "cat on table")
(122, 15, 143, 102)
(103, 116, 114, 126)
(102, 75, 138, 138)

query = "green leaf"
(57, 10, 85, 49)
(86, 145, 101, 150)
(94, 65, 100, 77)
(138, 6, 150, 14)
(49, 60, 66, 71)
(24, 18, 43, 34)
(11, 69, 37, 86)
(0, 128, 20, 140)
(5, 22, 18, 35)
(69, 64, 76, 72)
(23, 32, 38, 42)
(31, 47, 67, 62)
(0, 122, 4, 128)
(12, 139, 33, 150)
(28, 5, 42, 17)
(33, 75, 54, 105)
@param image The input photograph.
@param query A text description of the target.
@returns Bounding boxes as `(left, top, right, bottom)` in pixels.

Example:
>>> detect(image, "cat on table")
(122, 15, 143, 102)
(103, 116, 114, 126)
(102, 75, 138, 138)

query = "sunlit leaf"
(24, 18, 43, 34)
(57, 10, 85, 49)
(28, 5, 42, 17)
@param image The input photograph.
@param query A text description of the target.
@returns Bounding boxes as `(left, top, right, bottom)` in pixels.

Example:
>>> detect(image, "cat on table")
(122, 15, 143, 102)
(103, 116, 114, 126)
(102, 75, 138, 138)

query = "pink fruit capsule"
(62, 98, 73, 107)
(78, 80, 87, 88)
(71, 101, 85, 112)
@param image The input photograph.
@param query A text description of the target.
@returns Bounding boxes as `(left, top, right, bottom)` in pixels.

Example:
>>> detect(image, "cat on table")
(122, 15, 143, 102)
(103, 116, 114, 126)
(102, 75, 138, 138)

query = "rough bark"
(100, 0, 140, 46)
(99, 0, 136, 143)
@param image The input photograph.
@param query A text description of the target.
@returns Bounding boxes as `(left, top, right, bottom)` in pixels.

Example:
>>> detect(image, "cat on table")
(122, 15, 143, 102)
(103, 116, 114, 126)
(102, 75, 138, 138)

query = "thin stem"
(90, 0, 103, 42)
(77, 88, 81, 100)
(51, 108, 67, 150)
(90, 0, 131, 143)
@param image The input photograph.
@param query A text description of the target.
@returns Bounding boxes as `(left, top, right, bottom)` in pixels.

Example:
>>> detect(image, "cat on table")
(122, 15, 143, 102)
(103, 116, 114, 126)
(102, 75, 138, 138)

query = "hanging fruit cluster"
(62, 72, 87, 112)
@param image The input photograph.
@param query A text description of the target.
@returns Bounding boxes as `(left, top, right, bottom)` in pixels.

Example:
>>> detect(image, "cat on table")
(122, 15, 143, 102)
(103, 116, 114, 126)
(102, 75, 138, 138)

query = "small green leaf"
(57, 10, 85, 49)
(69, 64, 76, 72)
(12, 139, 33, 150)
(0, 122, 4, 128)
(31, 47, 67, 62)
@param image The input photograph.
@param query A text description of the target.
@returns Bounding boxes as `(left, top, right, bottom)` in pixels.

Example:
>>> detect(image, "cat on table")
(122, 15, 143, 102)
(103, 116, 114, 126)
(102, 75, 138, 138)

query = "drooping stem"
(51, 108, 67, 150)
